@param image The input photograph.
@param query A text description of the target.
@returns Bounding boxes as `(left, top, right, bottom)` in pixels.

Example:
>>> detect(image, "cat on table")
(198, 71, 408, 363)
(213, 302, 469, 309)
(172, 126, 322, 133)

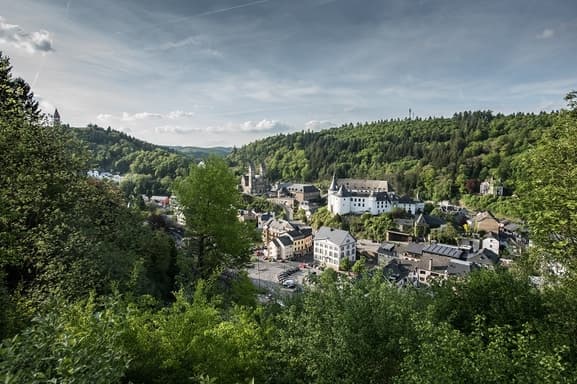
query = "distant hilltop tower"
(53, 108, 61, 126)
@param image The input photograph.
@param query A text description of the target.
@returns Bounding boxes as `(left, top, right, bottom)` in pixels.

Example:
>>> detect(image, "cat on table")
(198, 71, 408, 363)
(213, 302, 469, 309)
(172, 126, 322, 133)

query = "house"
(469, 248, 499, 268)
(416, 255, 477, 286)
(482, 233, 500, 255)
(268, 235, 294, 261)
(397, 195, 426, 215)
(422, 243, 467, 261)
(287, 227, 313, 257)
(377, 242, 397, 264)
(313, 226, 356, 270)
(285, 184, 321, 202)
(479, 178, 504, 196)
(257, 212, 274, 229)
(470, 211, 501, 234)
(262, 218, 298, 244)
(404, 242, 425, 259)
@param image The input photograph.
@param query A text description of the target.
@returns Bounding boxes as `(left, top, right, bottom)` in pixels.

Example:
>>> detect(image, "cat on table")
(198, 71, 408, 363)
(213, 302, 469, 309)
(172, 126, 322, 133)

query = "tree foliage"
(175, 157, 254, 282)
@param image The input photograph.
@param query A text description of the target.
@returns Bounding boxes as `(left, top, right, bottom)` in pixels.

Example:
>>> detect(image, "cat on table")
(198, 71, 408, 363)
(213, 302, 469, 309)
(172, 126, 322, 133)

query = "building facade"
(240, 163, 269, 195)
(313, 226, 356, 270)
(327, 175, 424, 216)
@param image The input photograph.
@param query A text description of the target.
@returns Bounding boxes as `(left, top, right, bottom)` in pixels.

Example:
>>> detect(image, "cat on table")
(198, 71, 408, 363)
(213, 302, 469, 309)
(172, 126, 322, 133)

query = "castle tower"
(53, 108, 61, 126)
(328, 173, 338, 193)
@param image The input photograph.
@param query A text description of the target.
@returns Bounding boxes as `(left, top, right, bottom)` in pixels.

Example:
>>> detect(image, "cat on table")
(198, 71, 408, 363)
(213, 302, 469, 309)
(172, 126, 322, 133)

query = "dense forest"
(3, 49, 577, 383)
(228, 110, 556, 204)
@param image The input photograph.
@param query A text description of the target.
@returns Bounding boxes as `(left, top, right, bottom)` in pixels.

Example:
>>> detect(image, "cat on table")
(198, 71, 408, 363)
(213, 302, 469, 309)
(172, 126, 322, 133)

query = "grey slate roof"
(277, 235, 293, 247)
(378, 243, 396, 252)
(447, 259, 474, 276)
(315, 226, 355, 246)
(405, 242, 425, 255)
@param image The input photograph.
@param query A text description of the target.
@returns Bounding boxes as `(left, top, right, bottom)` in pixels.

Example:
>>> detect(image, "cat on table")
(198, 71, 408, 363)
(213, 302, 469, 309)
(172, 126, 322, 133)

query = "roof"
(378, 243, 396, 252)
(406, 242, 425, 255)
(447, 259, 474, 276)
(415, 214, 446, 228)
(336, 185, 351, 197)
(417, 255, 450, 272)
(277, 235, 293, 247)
(287, 183, 320, 193)
(315, 226, 355, 246)
(336, 178, 389, 192)
(398, 195, 421, 204)
(423, 244, 465, 259)
(470, 248, 499, 266)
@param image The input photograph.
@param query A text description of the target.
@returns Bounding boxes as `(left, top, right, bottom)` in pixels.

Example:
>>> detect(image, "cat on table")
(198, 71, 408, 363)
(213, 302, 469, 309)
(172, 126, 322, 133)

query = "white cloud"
(97, 113, 113, 122)
(305, 120, 334, 131)
(167, 110, 195, 119)
(0, 17, 54, 54)
(204, 119, 292, 133)
(239, 119, 291, 132)
(154, 125, 189, 134)
(102, 110, 196, 122)
(537, 28, 554, 39)
(121, 112, 163, 121)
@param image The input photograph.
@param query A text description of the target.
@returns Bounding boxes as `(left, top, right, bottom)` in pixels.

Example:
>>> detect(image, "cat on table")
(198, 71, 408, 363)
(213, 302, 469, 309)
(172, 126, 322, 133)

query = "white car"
(282, 279, 296, 289)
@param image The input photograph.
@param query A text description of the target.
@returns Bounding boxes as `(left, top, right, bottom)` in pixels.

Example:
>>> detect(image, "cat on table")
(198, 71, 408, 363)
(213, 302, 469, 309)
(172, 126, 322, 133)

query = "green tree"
(175, 157, 254, 282)
(517, 98, 577, 272)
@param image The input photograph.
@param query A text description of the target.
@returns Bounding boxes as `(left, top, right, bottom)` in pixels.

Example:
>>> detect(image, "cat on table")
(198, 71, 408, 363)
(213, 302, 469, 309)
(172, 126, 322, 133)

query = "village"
(236, 163, 528, 292)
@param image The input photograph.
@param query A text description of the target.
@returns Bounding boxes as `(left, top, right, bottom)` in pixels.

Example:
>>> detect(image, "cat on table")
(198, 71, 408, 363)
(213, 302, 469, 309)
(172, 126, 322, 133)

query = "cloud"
(111, 111, 196, 121)
(97, 113, 113, 122)
(167, 110, 195, 119)
(239, 119, 291, 132)
(204, 119, 292, 133)
(154, 125, 189, 134)
(121, 112, 163, 121)
(305, 120, 334, 131)
(0, 17, 54, 53)
(537, 28, 554, 39)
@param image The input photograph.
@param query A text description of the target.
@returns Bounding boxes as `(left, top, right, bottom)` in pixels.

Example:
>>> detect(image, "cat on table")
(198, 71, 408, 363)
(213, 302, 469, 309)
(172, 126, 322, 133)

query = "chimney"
(428, 258, 432, 271)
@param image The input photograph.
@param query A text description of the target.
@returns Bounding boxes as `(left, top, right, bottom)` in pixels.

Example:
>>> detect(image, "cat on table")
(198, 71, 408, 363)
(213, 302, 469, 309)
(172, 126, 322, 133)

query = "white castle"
(327, 175, 424, 216)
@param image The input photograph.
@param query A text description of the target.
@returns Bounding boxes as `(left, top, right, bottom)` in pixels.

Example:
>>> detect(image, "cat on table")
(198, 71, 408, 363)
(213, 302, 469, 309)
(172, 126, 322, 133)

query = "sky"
(1, 0, 576, 147)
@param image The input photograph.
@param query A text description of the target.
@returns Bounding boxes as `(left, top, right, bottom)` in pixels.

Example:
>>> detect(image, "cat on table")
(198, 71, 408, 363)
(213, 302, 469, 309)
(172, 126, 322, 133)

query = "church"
(327, 175, 424, 216)
(240, 163, 269, 195)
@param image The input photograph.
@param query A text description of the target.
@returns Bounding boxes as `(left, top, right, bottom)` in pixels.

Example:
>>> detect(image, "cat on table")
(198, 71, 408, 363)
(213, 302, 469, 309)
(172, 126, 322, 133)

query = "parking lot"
(246, 256, 317, 293)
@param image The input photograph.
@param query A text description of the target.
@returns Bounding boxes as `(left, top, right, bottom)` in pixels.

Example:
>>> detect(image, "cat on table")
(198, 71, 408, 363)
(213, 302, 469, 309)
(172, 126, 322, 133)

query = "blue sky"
(1, 0, 576, 147)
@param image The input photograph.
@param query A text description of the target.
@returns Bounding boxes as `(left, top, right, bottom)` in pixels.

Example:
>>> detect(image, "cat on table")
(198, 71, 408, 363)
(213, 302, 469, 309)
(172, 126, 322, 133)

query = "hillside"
(228, 111, 557, 202)
(171, 145, 232, 159)
(71, 125, 190, 196)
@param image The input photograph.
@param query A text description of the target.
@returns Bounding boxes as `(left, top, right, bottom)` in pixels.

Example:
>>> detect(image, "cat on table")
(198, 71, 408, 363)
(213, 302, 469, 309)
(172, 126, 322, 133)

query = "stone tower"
(53, 108, 61, 126)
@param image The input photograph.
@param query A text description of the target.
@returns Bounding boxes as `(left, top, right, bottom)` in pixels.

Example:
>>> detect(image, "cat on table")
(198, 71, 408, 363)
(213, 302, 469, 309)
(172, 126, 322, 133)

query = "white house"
(327, 175, 423, 216)
(268, 235, 294, 261)
(314, 226, 356, 270)
(482, 233, 500, 255)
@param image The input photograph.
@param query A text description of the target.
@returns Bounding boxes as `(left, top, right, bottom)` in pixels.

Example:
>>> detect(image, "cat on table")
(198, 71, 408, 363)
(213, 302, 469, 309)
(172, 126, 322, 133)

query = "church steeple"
(53, 108, 61, 126)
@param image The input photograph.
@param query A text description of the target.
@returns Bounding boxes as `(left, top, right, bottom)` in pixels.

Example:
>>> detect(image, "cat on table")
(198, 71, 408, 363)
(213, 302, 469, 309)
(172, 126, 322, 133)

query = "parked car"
(282, 279, 296, 289)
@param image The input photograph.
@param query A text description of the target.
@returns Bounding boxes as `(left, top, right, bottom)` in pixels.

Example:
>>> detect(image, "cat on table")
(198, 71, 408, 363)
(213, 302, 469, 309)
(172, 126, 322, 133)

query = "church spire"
(53, 108, 61, 126)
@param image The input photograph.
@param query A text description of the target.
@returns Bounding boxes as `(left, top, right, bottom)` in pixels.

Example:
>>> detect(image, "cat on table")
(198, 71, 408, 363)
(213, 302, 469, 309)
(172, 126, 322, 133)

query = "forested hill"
(228, 111, 557, 200)
(171, 145, 232, 159)
(71, 125, 180, 172)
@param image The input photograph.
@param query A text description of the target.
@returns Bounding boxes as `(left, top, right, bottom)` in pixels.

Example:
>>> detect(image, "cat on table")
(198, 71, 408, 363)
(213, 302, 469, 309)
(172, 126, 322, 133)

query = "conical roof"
(329, 173, 337, 192)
